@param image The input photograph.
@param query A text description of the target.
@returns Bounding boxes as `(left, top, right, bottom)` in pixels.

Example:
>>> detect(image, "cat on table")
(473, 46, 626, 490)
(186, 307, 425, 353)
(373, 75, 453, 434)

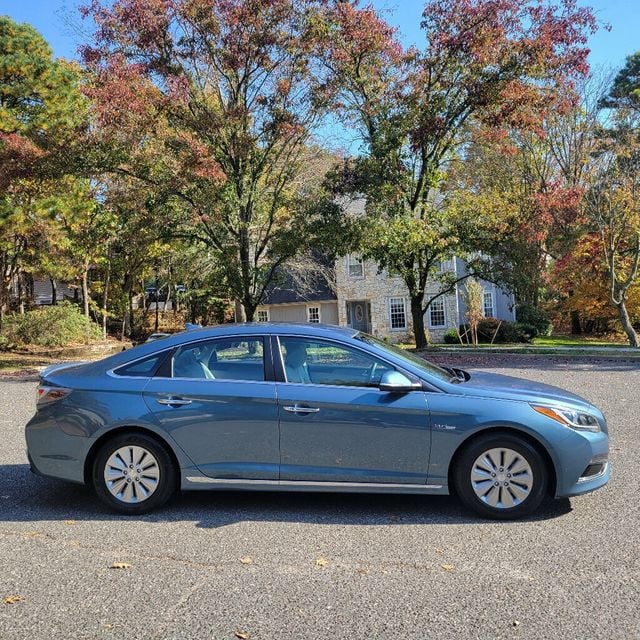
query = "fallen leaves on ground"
(234, 631, 250, 639)
(3, 595, 24, 605)
(315, 557, 328, 568)
(239, 556, 253, 565)
(22, 531, 42, 538)
(441, 564, 456, 572)
(64, 520, 76, 525)
(110, 562, 132, 570)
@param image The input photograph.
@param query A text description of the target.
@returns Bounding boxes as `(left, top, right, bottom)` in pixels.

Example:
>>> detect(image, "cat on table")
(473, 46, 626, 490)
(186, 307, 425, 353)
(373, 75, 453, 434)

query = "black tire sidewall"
(93, 433, 176, 515)
(454, 434, 547, 520)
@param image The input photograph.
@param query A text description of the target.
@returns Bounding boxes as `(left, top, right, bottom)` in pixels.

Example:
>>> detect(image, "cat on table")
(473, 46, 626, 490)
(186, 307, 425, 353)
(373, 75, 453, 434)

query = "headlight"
(530, 404, 601, 432)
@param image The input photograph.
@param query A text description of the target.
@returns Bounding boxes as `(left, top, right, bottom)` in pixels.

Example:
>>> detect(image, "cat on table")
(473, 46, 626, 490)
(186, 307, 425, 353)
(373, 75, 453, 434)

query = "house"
(257, 254, 515, 343)
(256, 257, 339, 325)
(10, 274, 80, 306)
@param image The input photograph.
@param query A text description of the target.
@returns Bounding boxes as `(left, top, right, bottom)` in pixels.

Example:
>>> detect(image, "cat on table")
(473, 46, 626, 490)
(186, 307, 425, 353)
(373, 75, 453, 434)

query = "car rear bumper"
(25, 414, 88, 485)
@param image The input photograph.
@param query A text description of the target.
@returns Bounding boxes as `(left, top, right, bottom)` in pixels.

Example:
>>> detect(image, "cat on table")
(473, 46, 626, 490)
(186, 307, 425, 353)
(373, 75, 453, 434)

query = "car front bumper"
(553, 428, 610, 498)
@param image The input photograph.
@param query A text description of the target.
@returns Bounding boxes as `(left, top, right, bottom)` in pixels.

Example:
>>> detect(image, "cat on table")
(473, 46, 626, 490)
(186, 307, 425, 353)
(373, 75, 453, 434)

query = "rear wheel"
(93, 433, 176, 514)
(453, 433, 547, 520)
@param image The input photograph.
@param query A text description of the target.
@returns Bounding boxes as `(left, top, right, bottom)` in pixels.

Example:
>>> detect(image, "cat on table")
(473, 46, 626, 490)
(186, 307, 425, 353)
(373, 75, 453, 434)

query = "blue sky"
(1, 0, 638, 72)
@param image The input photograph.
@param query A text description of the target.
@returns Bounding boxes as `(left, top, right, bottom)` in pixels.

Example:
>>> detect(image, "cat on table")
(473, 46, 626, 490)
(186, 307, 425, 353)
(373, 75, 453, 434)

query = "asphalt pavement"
(0, 360, 638, 640)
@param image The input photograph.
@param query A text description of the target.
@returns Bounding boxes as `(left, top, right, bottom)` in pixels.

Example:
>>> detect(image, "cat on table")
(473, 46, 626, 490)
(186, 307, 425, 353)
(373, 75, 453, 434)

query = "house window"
(347, 254, 364, 278)
(428, 298, 446, 327)
(307, 306, 321, 323)
(388, 297, 407, 330)
(483, 291, 494, 318)
(256, 309, 269, 322)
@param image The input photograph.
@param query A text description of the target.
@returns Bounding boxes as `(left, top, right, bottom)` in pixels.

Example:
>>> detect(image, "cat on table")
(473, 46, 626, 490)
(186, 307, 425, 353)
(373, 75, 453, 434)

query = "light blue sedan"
(25, 324, 610, 519)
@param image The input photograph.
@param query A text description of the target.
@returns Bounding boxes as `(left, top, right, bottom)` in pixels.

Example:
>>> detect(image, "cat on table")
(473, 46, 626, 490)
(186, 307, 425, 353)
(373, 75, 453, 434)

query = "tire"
(93, 432, 177, 514)
(453, 433, 547, 520)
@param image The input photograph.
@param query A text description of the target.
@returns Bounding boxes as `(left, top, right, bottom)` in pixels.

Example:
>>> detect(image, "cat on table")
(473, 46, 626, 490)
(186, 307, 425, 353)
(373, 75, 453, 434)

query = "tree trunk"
(102, 259, 111, 340)
(570, 310, 581, 334)
(235, 300, 247, 323)
(164, 284, 172, 316)
(410, 296, 428, 349)
(81, 268, 90, 318)
(18, 273, 25, 314)
(242, 299, 256, 323)
(0, 285, 6, 332)
(615, 301, 639, 347)
(154, 267, 159, 332)
(50, 277, 58, 305)
(129, 290, 134, 338)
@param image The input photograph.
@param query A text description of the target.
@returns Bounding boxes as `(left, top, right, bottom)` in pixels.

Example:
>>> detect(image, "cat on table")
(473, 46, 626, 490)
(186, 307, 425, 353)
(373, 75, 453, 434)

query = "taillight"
(37, 386, 72, 406)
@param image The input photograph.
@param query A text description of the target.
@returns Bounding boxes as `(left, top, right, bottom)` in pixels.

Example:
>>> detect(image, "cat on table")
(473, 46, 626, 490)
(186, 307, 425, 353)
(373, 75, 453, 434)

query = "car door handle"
(283, 405, 320, 414)
(157, 396, 192, 407)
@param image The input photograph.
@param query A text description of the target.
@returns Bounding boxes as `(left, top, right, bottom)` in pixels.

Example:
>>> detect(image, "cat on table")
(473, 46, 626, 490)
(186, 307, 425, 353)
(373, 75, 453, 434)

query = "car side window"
(279, 337, 392, 387)
(172, 337, 265, 381)
(114, 354, 164, 377)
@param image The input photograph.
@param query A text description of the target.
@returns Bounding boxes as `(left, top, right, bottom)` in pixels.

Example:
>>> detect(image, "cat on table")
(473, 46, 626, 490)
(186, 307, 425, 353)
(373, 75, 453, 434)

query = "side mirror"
(379, 370, 420, 393)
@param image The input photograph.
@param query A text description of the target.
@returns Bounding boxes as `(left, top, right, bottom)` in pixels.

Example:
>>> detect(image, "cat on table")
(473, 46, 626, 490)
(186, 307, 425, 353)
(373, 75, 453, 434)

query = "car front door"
(275, 336, 431, 484)
(143, 335, 279, 480)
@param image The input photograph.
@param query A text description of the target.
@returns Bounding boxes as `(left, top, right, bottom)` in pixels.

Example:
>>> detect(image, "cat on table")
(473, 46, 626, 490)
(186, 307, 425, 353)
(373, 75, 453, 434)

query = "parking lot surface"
(0, 360, 638, 639)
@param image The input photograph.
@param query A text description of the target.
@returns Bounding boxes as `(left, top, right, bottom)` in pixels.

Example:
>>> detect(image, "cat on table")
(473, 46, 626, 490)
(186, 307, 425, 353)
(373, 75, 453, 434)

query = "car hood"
(456, 370, 594, 410)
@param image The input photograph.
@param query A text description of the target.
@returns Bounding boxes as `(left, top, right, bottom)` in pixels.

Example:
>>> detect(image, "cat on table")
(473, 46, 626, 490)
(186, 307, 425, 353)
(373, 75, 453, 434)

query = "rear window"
(113, 354, 164, 377)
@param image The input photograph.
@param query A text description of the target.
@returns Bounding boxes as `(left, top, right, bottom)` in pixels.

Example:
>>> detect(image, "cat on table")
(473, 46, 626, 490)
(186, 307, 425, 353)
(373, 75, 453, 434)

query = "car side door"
(143, 335, 280, 480)
(274, 336, 431, 484)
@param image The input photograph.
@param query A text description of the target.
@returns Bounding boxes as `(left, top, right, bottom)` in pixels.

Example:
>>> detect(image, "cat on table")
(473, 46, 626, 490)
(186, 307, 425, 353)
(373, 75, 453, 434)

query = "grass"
(399, 333, 632, 351)
(0, 340, 126, 375)
(532, 335, 628, 347)
(0, 352, 64, 374)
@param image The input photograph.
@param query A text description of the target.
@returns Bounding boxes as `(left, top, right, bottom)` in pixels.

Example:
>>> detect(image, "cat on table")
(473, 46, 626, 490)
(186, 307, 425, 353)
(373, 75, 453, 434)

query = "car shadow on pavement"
(0, 463, 572, 527)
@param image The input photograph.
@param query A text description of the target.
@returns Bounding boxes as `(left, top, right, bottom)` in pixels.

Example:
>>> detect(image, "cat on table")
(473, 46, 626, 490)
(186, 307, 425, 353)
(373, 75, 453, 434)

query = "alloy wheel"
(103, 445, 161, 504)
(470, 447, 533, 509)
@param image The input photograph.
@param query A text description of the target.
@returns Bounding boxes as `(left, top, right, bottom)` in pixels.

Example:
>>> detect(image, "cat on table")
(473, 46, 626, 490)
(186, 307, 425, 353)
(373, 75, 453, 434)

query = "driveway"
(0, 360, 638, 639)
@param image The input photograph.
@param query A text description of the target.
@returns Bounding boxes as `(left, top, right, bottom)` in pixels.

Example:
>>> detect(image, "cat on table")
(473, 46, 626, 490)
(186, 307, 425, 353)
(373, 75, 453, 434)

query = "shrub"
(443, 328, 460, 344)
(2, 302, 102, 348)
(501, 322, 534, 343)
(516, 304, 553, 336)
(459, 319, 534, 344)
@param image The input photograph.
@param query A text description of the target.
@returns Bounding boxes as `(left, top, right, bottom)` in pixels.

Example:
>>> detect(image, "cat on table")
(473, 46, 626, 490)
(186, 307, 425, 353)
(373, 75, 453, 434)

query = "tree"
(0, 18, 89, 327)
(600, 51, 640, 114)
(81, 0, 346, 321)
(319, 0, 597, 348)
(463, 279, 484, 345)
(585, 120, 640, 347)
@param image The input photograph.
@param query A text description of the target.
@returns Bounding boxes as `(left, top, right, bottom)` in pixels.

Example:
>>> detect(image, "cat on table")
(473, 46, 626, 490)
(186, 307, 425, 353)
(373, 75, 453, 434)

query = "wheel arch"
(84, 425, 182, 488)
(447, 426, 558, 497)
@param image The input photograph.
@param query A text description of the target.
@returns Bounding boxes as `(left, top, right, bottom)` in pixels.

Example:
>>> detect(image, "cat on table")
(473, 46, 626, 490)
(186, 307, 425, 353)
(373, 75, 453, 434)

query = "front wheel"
(453, 434, 547, 520)
(93, 433, 176, 514)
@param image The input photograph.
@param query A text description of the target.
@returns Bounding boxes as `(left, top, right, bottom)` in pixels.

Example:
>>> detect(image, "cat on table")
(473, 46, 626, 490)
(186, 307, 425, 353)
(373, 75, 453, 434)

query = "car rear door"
(274, 336, 431, 484)
(143, 335, 279, 480)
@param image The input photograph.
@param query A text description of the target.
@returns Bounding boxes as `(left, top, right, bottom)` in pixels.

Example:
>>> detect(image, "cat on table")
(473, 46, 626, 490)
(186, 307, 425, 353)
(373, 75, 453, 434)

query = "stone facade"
(257, 250, 515, 344)
(335, 255, 460, 343)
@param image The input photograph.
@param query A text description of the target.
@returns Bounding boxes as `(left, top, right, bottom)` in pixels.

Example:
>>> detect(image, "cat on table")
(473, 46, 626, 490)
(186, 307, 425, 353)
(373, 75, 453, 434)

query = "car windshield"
(355, 334, 454, 382)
